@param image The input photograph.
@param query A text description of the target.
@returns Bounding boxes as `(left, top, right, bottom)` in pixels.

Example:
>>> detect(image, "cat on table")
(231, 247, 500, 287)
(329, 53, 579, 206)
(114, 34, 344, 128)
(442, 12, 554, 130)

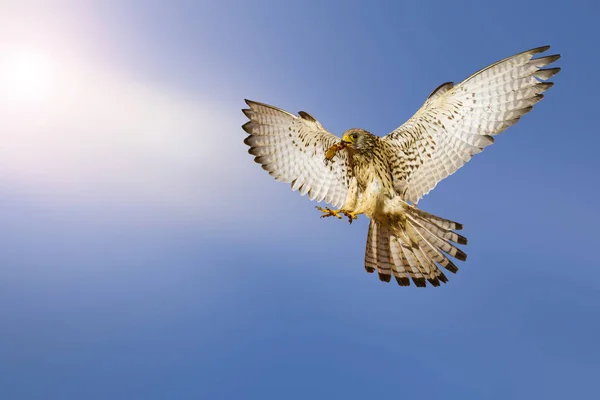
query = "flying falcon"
(242, 46, 560, 287)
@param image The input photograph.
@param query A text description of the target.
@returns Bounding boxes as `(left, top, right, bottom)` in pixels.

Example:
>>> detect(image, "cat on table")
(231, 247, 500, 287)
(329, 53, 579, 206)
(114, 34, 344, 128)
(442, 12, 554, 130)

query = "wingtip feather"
(242, 108, 252, 118)
(242, 121, 253, 134)
(535, 67, 561, 80)
(531, 45, 551, 54)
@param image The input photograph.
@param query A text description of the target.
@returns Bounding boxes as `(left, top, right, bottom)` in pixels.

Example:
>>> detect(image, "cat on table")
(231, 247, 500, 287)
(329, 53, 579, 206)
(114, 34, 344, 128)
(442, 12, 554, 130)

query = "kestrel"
(242, 46, 560, 287)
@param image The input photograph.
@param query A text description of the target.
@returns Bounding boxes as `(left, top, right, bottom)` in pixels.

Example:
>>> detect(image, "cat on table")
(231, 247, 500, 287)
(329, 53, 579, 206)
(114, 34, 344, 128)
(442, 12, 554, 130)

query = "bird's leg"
(315, 206, 343, 220)
(315, 206, 360, 223)
(342, 211, 359, 224)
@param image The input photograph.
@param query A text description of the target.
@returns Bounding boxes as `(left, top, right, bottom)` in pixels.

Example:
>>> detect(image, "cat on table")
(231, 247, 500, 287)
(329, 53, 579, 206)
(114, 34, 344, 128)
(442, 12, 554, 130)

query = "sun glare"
(2, 49, 54, 102)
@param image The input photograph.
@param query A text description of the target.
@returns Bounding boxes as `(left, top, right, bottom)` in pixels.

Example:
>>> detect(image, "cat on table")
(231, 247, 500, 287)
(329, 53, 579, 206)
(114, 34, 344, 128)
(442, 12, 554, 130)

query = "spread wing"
(242, 99, 350, 208)
(383, 45, 561, 204)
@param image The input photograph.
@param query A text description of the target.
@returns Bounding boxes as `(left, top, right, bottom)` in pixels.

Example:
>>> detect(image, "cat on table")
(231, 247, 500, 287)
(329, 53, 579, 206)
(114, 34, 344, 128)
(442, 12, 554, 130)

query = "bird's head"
(341, 128, 377, 154)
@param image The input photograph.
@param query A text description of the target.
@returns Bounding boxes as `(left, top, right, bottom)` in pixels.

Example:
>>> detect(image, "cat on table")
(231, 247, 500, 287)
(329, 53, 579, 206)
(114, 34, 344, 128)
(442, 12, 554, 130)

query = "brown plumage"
(242, 46, 560, 287)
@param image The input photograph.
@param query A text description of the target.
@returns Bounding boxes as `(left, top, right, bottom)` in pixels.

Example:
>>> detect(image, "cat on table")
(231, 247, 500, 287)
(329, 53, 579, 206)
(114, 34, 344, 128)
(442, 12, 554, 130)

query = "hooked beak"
(341, 134, 352, 144)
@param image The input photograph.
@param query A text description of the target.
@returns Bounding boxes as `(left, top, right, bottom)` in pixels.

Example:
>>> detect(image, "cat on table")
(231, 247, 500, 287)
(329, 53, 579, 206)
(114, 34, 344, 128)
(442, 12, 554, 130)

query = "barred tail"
(364, 207, 467, 287)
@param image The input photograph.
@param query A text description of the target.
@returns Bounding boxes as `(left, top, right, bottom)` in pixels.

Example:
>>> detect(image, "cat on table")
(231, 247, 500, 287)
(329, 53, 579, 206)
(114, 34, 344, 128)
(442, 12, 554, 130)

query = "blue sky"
(1, 0, 599, 398)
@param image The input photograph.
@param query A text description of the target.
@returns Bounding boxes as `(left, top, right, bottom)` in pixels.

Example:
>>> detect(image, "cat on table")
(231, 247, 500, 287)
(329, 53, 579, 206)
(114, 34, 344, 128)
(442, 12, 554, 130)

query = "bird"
(241, 45, 560, 287)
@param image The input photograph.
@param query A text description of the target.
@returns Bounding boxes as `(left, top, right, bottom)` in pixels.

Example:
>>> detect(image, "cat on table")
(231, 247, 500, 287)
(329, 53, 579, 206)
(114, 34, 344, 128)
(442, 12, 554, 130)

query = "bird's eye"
(352, 134, 358, 139)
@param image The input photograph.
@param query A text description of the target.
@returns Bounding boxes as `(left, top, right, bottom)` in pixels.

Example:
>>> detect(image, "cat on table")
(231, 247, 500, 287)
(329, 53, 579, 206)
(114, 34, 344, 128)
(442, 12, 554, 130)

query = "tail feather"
(396, 229, 428, 287)
(411, 226, 458, 273)
(365, 221, 378, 274)
(406, 215, 467, 264)
(408, 207, 463, 231)
(375, 224, 393, 282)
(389, 236, 410, 286)
(411, 213, 468, 245)
(364, 206, 467, 288)
(398, 241, 427, 287)
(412, 244, 440, 287)
(405, 223, 449, 286)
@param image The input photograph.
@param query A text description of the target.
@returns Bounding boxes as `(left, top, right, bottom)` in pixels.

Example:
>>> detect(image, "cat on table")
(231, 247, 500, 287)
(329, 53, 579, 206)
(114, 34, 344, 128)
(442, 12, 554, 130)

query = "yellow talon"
(343, 211, 359, 224)
(316, 206, 359, 223)
(315, 206, 343, 219)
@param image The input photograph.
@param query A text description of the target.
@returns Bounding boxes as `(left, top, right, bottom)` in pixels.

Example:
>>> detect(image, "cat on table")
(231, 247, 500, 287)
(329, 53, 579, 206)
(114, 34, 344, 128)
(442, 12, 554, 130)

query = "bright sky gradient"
(1, 1, 599, 399)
